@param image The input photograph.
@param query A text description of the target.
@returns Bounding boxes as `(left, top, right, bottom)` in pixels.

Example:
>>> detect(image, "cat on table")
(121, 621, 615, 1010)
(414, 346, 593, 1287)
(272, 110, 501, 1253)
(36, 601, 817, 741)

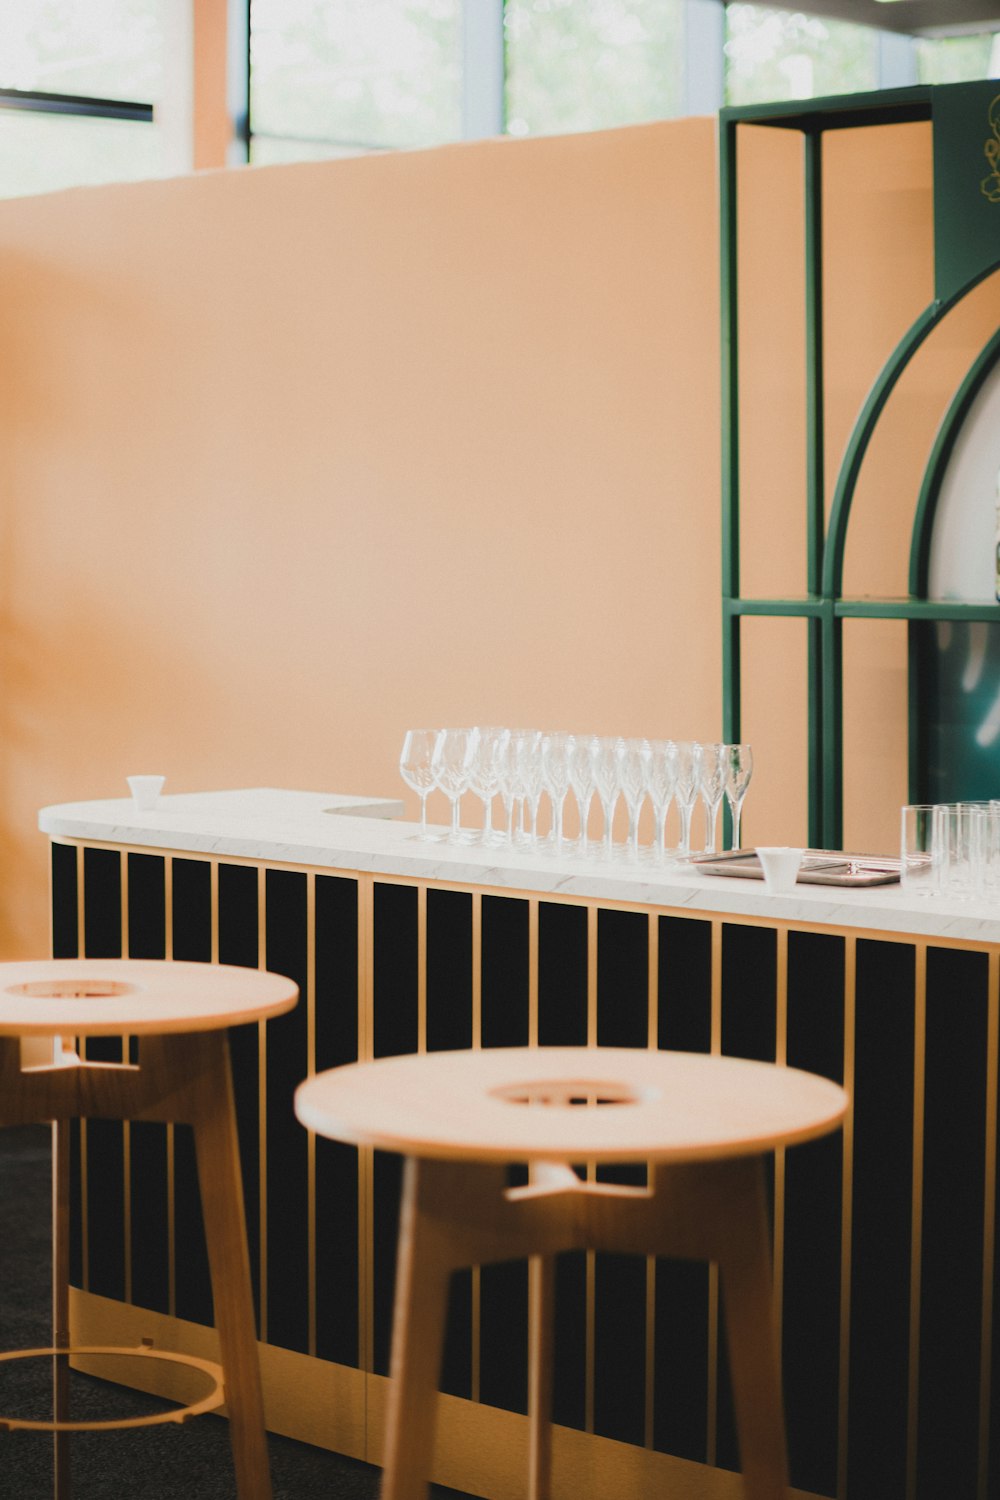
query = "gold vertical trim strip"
(587, 904, 598, 1048)
(166, 857, 176, 1318)
(772, 926, 788, 1354)
(906, 942, 927, 1500)
(358, 876, 375, 1381)
(528, 899, 539, 1048)
(417, 884, 427, 1054)
(706, 918, 722, 1467)
(307, 871, 317, 1359)
(77, 845, 89, 1291)
(258, 865, 268, 1346)
(979, 950, 999, 1500)
(645, 910, 658, 1449)
(209, 858, 219, 964)
(838, 932, 856, 1500)
(585, 903, 597, 1436)
(471, 890, 482, 1052)
(471, 889, 482, 1405)
(121, 852, 132, 1306)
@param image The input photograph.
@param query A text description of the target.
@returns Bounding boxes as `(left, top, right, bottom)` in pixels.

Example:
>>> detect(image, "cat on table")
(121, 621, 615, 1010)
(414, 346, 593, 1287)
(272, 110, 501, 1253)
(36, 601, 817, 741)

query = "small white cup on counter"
(756, 846, 803, 894)
(127, 775, 165, 811)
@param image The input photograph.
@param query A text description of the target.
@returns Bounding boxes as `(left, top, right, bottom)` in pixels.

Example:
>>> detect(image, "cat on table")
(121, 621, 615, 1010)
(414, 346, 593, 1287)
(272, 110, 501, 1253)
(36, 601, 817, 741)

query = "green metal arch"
(822, 261, 1000, 601)
(908, 318, 1000, 599)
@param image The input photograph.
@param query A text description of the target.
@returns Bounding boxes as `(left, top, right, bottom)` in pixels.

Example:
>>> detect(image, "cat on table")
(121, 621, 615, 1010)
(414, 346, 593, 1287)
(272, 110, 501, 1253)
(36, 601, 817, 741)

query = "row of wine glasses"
(400, 728, 753, 859)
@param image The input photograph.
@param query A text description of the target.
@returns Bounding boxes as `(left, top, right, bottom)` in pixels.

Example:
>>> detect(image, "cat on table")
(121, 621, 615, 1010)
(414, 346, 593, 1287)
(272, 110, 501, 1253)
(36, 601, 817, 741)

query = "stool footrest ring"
(0, 1342, 225, 1432)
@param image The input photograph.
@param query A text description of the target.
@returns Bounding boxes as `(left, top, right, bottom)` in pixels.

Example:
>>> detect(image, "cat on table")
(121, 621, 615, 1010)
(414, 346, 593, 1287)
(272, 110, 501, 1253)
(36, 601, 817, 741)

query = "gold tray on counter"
(690, 849, 901, 887)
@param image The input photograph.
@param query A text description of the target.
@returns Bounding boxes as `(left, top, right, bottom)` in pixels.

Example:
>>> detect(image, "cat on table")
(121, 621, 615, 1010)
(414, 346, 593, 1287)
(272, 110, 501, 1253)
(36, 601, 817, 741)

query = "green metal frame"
(721, 81, 1000, 848)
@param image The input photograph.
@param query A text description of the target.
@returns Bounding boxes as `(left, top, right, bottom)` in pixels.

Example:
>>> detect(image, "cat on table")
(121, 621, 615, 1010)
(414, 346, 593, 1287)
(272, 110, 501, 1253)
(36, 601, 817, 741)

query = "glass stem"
(554, 796, 564, 851)
(602, 796, 615, 856)
(731, 798, 743, 850)
(704, 798, 718, 855)
(419, 793, 428, 837)
(679, 801, 693, 855)
(482, 798, 493, 842)
(578, 792, 593, 851)
(450, 796, 462, 841)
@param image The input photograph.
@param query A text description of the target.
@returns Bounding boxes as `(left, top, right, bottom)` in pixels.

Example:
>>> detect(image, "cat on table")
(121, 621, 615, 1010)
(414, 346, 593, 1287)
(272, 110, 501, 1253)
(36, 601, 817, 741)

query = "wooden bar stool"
(0, 958, 298, 1500)
(296, 1045, 848, 1500)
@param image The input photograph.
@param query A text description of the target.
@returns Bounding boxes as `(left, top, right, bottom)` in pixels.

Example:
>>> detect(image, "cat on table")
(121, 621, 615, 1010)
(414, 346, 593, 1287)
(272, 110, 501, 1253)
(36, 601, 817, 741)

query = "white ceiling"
(786, 0, 1000, 37)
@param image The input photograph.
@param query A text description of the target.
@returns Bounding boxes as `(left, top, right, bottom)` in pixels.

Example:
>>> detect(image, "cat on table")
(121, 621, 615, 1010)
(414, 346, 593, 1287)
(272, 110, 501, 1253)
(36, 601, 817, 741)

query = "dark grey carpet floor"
(0, 1125, 477, 1499)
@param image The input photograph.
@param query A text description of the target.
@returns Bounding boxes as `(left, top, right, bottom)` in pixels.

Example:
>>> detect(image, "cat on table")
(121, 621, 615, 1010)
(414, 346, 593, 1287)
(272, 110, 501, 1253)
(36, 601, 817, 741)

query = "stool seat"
(0, 957, 295, 1036)
(294, 1044, 847, 1164)
(0, 958, 298, 1500)
(297, 1047, 847, 1500)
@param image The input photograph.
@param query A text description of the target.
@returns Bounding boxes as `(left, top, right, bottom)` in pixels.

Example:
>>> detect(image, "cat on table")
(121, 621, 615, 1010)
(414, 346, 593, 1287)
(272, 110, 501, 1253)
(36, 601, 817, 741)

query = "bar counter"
(38, 790, 1000, 1500)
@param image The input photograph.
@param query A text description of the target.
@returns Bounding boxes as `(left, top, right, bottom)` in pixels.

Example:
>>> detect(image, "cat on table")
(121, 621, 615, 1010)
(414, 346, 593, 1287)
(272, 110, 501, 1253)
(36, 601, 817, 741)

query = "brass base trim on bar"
(70, 1290, 827, 1500)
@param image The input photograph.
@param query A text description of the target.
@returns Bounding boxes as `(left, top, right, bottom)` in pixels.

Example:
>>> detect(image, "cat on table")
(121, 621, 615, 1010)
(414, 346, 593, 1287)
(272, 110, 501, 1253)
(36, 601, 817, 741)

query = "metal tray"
(689, 849, 901, 887)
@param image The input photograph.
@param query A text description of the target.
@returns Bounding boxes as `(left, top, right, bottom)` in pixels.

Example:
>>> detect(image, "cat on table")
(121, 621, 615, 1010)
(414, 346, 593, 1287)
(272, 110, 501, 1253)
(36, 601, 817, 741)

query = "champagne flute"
(399, 728, 439, 840)
(673, 741, 699, 856)
(568, 734, 597, 854)
(646, 739, 678, 862)
(724, 743, 754, 850)
(621, 738, 651, 860)
(592, 736, 625, 858)
(698, 742, 727, 855)
(432, 727, 477, 843)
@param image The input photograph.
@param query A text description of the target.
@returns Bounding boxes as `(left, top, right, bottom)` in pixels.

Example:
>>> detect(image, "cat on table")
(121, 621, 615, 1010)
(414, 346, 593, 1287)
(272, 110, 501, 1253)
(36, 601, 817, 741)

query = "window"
(917, 32, 1000, 86)
(724, 4, 879, 107)
(503, 0, 684, 139)
(249, 0, 462, 162)
(0, 0, 163, 200)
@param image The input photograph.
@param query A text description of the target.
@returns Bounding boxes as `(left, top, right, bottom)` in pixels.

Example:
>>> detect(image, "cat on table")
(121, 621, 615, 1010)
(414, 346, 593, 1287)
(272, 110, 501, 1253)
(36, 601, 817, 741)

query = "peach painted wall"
(0, 120, 720, 957)
(0, 114, 995, 958)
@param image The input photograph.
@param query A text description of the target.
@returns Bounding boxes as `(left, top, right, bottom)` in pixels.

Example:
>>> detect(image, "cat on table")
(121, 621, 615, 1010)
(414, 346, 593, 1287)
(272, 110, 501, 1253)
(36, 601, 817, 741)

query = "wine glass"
(724, 743, 754, 849)
(591, 736, 625, 858)
(399, 729, 439, 840)
(432, 728, 477, 843)
(541, 731, 572, 853)
(513, 729, 544, 846)
(568, 734, 597, 855)
(698, 742, 727, 855)
(646, 739, 677, 862)
(672, 741, 699, 856)
(621, 738, 651, 860)
(469, 726, 508, 845)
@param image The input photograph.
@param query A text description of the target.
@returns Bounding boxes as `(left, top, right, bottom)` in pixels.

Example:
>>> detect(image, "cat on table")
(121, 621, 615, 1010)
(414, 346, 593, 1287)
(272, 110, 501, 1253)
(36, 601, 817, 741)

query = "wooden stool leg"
(52, 1118, 71, 1500)
(186, 1033, 272, 1500)
(381, 1158, 458, 1500)
(527, 1254, 555, 1500)
(716, 1159, 789, 1500)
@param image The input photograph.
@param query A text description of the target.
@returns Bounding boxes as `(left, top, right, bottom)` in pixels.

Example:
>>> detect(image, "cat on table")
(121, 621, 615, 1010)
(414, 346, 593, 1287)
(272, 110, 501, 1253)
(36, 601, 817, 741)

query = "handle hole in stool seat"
(491, 1078, 647, 1108)
(7, 980, 137, 1001)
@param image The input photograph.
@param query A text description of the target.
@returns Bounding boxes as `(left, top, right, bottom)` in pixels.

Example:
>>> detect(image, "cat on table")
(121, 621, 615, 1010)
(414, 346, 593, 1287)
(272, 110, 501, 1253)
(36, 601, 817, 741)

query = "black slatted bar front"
(126, 853, 170, 1314)
(314, 875, 360, 1367)
(848, 938, 916, 1500)
(784, 930, 845, 1499)
(264, 868, 310, 1354)
(918, 946, 989, 1500)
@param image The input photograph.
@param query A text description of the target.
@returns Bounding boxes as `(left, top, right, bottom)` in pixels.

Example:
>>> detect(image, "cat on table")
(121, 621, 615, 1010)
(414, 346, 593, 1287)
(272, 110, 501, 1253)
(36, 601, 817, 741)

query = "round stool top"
(295, 1047, 848, 1166)
(0, 959, 297, 1036)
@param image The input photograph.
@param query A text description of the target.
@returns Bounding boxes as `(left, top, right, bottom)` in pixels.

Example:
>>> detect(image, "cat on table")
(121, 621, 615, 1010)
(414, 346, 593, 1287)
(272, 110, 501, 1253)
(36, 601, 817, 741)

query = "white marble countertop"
(38, 787, 1000, 945)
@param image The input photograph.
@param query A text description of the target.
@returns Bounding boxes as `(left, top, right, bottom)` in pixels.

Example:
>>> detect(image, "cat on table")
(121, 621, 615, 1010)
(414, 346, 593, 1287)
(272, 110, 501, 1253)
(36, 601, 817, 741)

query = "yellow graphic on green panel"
(983, 94, 1000, 202)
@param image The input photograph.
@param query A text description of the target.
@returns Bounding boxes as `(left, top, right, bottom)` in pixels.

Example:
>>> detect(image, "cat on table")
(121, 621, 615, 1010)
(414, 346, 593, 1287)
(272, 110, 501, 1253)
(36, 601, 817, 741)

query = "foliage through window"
(503, 0, 684, 138)
(724, 4, 878, 107)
